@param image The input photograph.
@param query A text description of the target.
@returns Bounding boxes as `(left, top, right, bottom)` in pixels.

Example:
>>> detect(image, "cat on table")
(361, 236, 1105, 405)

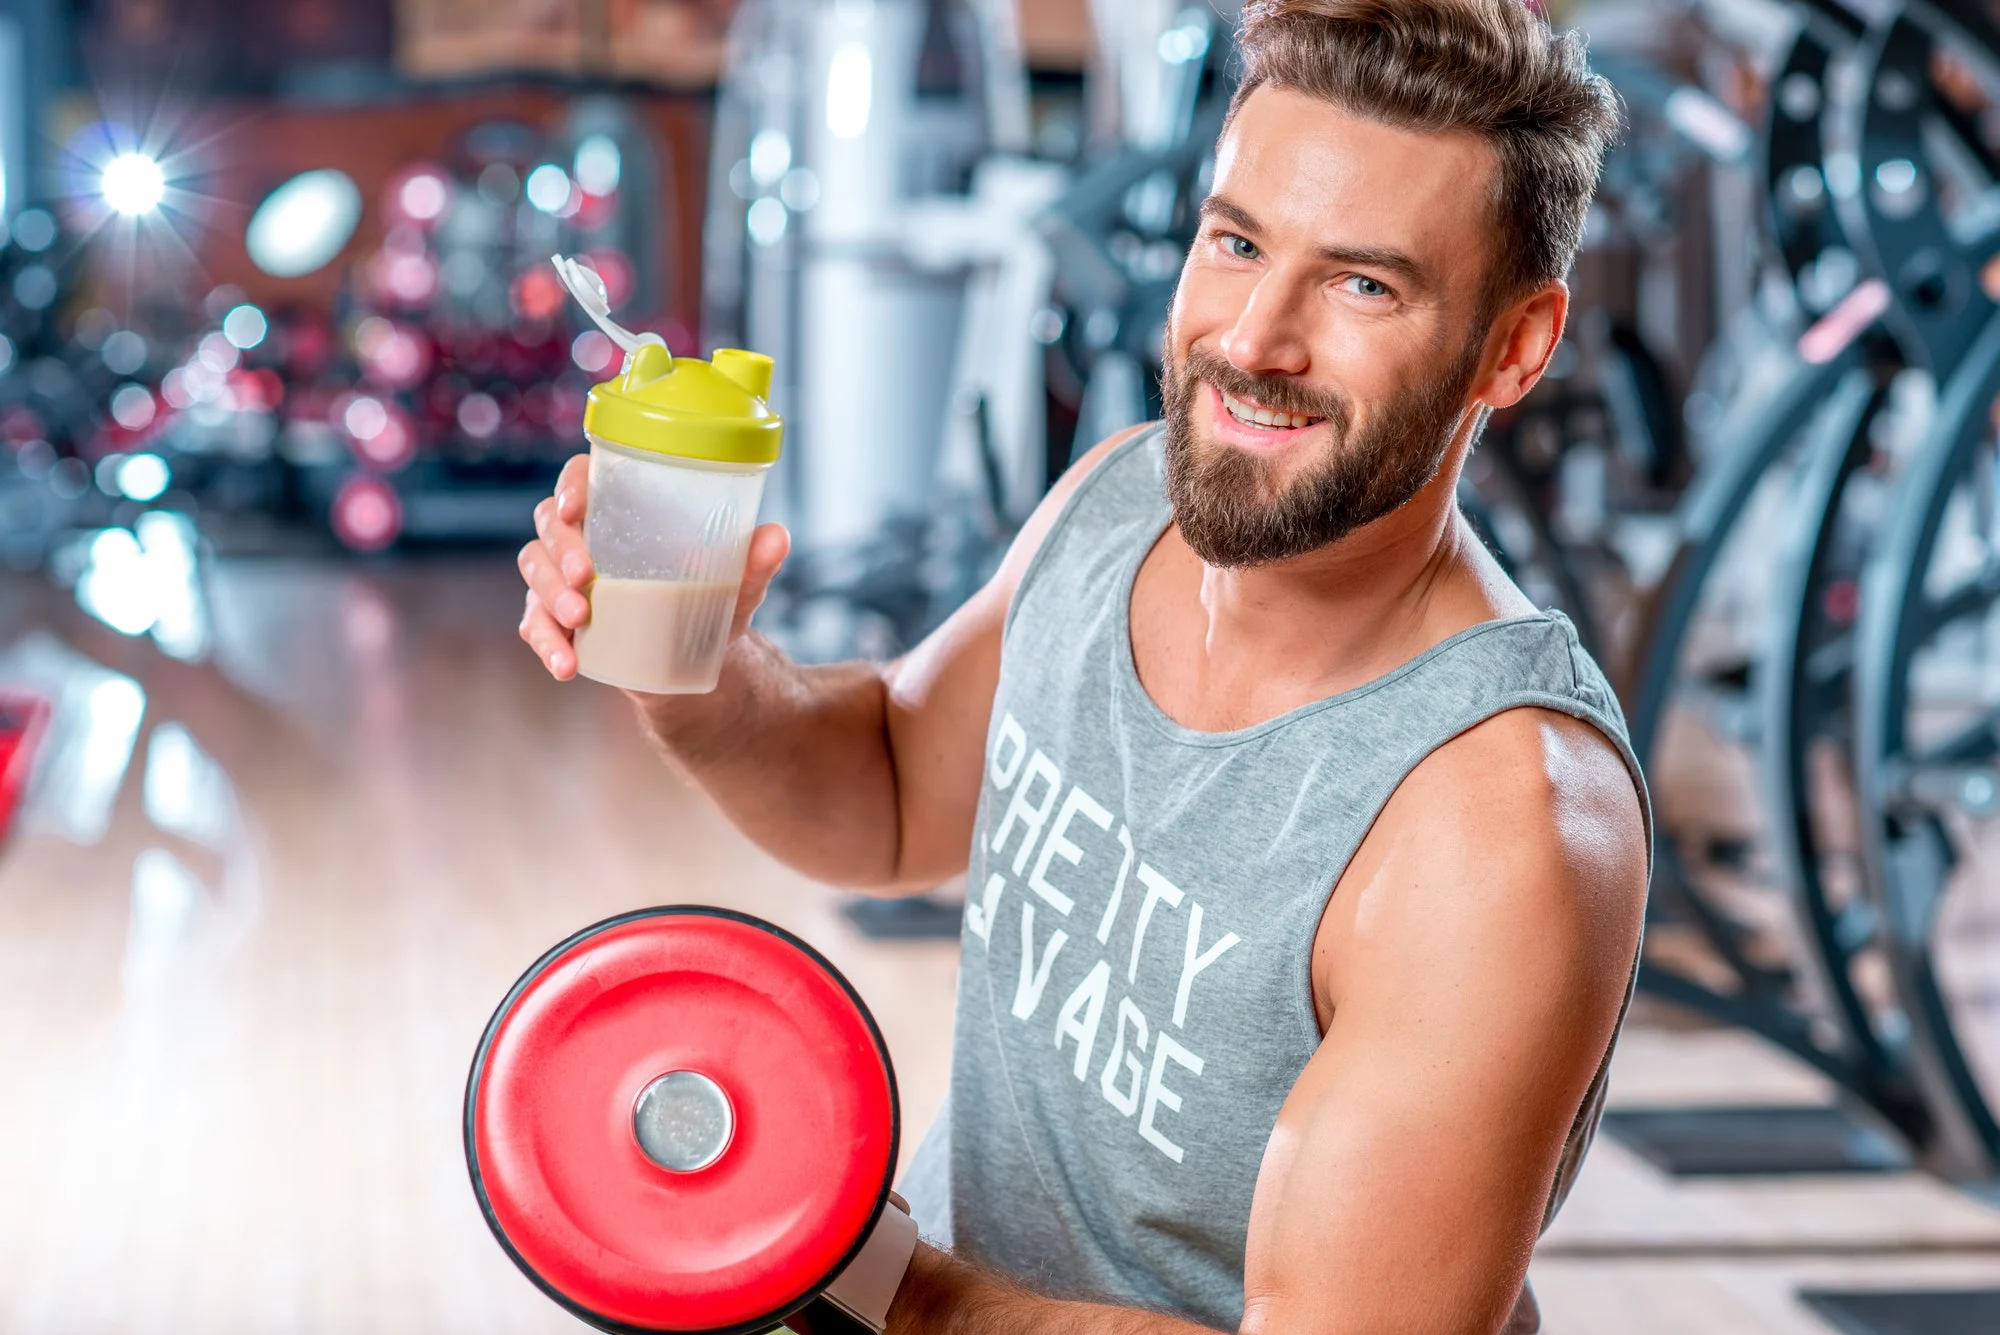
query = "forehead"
(1214, 84, 1497, 293)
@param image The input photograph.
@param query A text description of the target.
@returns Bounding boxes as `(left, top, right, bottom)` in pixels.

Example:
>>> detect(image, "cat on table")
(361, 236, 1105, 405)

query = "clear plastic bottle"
(563, 331, 783, 694)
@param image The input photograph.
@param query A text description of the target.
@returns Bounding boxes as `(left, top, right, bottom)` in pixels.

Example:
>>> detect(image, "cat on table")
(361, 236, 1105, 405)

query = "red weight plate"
(467, 908, 898, 1334)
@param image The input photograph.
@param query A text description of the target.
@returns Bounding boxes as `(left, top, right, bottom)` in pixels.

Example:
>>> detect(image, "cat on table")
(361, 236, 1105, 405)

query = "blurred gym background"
(6, 0, 2000, 1330)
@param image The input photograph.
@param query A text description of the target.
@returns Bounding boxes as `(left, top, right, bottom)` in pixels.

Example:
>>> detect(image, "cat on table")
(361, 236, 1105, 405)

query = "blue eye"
(1348, 275, 1389, 298)
(1226, 235, 1259, 260)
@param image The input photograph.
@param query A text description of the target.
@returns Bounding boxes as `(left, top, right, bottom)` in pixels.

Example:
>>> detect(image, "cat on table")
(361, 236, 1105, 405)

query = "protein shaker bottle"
(553, 256, 783, 695)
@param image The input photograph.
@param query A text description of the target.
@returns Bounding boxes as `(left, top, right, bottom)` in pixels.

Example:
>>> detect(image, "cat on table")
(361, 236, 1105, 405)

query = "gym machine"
(703, 0, 1017, 661)
(702, 0, 1247, 660)
(1616, 0, 2000, 1177)
(1845, 10, 2000, 1178)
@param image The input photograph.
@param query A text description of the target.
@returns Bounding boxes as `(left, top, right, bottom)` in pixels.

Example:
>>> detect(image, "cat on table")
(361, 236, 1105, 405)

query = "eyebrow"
(1198, 195, 1433, 292)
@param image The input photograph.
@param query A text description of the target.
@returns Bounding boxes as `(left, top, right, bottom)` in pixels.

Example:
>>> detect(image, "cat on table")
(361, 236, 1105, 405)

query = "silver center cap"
(633, 1071, 735, 1173)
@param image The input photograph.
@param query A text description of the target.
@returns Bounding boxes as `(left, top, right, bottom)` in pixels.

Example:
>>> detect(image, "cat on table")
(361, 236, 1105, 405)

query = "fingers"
(732, 523, 791, 639)
(555, 453, 590, 526)
(517, 463, 596, 681)
(535, 493, 595, 589)
(518, 536, 592, 630)
(744, 521, 791, 584)
(519, 590, 579, 679)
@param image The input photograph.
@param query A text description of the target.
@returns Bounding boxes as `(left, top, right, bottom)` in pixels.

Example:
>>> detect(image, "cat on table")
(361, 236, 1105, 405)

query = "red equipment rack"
(0, 691, 52, 847)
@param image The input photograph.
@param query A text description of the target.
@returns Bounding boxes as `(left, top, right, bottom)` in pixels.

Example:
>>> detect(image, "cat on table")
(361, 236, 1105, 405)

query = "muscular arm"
(884, 709, 1647, 1335)
(1240, 709, 1647, 1333)
(888, 1247, 1220, 1335)
(519, 428, 1145, 891)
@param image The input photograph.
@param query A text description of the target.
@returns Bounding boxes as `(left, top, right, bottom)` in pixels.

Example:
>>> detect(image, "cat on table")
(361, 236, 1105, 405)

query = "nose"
(1218, 274, 1312, 381)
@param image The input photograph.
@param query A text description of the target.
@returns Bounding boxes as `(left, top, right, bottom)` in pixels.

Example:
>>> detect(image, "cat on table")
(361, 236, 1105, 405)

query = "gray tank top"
(899, 427, 1648, 1329)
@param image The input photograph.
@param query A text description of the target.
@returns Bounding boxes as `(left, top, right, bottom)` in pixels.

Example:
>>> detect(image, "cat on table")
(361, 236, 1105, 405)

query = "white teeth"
(1221, 389, 1318, 431)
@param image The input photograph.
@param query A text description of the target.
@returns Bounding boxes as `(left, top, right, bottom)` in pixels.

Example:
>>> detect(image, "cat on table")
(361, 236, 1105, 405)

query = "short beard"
(1160, 335, 1486, 568)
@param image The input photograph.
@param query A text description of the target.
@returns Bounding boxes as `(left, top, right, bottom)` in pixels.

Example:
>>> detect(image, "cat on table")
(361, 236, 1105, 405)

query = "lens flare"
(102, 153, 167, 216)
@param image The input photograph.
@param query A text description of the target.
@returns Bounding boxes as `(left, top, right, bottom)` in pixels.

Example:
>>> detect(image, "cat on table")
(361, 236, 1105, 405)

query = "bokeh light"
(526, 164, 573, 215)
(354, 317, 430, 388)
(222, 305, 268, 350)
(747, 197, 788, 247)
(338, 393, 415, 470)
(116, 454, 171, 502)
(101, 330, 148, 375)
(574, 135, 622, 195)
(371, 230, 440, 307)
(13, 266, 57, 309)
(397, 168, 451, 224)
(457, 392, 502, 439)
(11, 208, 54, 251)
(511, 267, 567, 322)
(343, 395, 389, 442)
(750, 130, 792, 187)
(246, 169, 363, 278)
(198, 332, 240, 373)
(110, 385, 158, 431)
(571, 331, 617, 374)
(331, 475, 402, 552)
(826, 41, 873, 139)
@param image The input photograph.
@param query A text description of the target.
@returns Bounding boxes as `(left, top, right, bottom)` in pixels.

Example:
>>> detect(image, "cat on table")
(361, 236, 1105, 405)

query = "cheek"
(1317, 313, 1438, 405)
(1170, 261, 1255, 353)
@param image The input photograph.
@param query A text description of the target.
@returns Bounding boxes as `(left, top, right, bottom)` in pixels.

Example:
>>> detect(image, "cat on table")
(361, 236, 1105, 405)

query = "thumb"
(732, 522, 791, 639)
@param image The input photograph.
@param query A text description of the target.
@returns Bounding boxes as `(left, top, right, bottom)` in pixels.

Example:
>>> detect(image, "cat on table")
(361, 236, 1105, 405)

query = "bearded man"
(518, 2, 1649, 1331)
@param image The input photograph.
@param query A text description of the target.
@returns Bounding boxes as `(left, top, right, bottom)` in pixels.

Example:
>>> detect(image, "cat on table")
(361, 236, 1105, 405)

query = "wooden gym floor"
(1, 556, 1997, 1334)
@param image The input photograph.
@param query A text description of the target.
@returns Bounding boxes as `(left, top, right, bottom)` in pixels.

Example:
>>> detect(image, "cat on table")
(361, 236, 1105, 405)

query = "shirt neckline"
(1114, 511, 1558, 747)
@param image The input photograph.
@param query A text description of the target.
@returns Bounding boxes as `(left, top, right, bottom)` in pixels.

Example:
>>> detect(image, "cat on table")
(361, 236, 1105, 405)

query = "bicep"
(879, 425, 1154, 886)
(1242, 711, 1646, 1335)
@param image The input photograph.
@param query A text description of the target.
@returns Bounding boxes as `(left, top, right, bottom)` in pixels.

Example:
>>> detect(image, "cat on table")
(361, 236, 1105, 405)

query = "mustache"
(1174, 345, 1351, 425)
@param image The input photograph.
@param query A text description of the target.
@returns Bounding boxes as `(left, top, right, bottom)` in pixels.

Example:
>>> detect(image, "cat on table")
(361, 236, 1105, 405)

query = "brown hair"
(1228, 0, 1620, 307)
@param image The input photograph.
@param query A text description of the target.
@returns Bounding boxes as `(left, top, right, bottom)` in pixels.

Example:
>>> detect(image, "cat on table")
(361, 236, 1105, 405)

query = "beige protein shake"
(574, 579, 739, 694)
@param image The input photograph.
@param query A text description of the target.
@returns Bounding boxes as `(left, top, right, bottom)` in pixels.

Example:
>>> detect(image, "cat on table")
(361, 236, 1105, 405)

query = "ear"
(1472, 281, 1569, 412)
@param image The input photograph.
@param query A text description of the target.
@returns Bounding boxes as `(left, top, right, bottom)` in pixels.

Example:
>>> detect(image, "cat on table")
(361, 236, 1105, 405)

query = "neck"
(1171, 433, 1512, 698)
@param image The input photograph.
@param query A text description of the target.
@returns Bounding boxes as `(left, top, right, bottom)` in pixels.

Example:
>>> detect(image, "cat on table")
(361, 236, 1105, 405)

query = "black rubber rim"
(463, 905, 902, 1335)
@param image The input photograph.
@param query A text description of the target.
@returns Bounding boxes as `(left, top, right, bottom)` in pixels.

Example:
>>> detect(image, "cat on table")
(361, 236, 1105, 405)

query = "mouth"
(1219, 388, 1324, 430)
(1206, 383, 1327, 448)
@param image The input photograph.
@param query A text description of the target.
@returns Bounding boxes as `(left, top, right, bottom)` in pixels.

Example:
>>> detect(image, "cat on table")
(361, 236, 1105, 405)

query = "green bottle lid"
(583, 345, 784, 467)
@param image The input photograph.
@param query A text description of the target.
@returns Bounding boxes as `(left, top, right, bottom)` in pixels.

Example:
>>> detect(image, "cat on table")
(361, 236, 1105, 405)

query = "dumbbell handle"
(795, 1197, 920, 1334)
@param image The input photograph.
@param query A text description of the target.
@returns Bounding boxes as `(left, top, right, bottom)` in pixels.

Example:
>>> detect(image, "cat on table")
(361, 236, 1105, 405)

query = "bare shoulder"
(1410, 707, 1646, 933)
(1319, 706, 1647, 1018)
(1419, 707, 1645, 884)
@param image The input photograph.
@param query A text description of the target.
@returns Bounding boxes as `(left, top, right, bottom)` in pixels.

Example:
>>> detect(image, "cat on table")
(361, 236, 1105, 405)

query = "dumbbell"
(465, 906, 918, 1334)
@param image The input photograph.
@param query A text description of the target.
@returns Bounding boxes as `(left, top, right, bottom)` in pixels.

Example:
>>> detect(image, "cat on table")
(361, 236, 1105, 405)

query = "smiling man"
(516, 2, 1647, 1332)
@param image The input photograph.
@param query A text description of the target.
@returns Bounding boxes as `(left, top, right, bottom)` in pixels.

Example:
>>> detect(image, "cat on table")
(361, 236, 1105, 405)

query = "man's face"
(1163, 86, 1503, 568)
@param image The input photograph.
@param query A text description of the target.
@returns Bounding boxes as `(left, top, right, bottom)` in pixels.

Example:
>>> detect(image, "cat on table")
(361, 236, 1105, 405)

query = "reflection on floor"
(1, 558, 1997, 1334)
(0, 560, 957, 1334)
